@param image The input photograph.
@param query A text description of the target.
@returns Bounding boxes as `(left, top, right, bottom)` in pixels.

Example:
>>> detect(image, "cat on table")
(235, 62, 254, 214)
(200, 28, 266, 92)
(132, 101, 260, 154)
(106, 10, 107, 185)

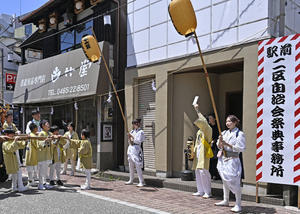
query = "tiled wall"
(127, 0, 272, 67)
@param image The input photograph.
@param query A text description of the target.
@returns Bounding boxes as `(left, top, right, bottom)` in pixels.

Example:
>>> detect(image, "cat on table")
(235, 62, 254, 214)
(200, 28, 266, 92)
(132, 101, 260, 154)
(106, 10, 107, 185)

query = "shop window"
(75, 20, 93, 46)
(60, 29, 75, 53)
(60, 20, 93, 53)
(25, 24, 32, 37)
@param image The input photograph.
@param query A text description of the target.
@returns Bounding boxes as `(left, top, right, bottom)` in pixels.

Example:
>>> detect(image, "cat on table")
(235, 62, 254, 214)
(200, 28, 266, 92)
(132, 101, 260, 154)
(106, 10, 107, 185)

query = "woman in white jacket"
(215, 115, 246, 213)
(125, 119, 145, 187)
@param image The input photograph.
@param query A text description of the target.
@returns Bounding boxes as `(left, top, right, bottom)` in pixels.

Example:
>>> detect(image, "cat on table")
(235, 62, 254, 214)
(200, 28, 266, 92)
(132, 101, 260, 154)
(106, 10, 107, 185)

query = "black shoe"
(49, 180, 56, 186)
(56, 180, 63, 186)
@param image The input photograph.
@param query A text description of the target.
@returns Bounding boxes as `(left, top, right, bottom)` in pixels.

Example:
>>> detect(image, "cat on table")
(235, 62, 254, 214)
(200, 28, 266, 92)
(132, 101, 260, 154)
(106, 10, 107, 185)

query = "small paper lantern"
(81, 35, 101, 62)
(168, 0, 197, 37)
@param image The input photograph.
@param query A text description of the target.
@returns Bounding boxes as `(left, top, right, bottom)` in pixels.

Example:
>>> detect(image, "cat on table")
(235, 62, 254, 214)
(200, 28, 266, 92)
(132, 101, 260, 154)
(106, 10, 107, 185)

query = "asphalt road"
(0, 182, 157, 214)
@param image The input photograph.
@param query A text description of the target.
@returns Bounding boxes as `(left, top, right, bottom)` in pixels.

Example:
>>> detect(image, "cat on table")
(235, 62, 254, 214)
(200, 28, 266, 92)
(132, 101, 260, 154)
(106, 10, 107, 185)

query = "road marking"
(78, 190, 170, 214)
(60, 186, 169, 214)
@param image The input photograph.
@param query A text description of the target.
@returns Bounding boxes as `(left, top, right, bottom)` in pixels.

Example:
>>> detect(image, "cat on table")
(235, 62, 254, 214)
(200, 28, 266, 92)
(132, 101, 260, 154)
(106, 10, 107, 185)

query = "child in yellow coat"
(64, 129, 92, 190)
(37, 120, 53, 190)
(49, 125, 65, 186)
(2, 128, 27, 192)
(25, 123, 40, 187)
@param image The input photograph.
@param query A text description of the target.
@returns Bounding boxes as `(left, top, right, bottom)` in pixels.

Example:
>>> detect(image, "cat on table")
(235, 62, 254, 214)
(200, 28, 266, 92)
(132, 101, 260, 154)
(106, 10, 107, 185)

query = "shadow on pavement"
(139, 188, 158, 192)
(241, 206, 276, 214)
(90, 187, 113, 191)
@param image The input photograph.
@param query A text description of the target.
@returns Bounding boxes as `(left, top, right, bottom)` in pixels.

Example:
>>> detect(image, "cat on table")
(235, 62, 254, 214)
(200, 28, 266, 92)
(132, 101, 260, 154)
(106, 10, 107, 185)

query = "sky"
(0, 0, 49, 17)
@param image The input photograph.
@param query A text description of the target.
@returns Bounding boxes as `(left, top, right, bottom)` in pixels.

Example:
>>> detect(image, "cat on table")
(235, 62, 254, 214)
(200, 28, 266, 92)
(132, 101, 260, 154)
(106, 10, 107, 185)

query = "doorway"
(226, 91, 243, 129)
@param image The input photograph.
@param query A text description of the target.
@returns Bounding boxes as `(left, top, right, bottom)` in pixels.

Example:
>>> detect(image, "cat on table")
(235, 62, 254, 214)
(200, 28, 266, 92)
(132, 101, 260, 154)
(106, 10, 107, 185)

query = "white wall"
(127, 0, 271, 67)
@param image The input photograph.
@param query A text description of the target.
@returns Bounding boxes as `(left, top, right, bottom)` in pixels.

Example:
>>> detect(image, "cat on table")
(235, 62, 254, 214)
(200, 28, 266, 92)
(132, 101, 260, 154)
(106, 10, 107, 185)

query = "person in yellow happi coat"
(37, 120, 53, 190)
(2, 128, 28, 192)
(61, 122, 79, 176)
(63, 129, 92, 190)
(188, 104, 213, 198)
(25, 123, 40, 187)
(49, 125, 65, 186)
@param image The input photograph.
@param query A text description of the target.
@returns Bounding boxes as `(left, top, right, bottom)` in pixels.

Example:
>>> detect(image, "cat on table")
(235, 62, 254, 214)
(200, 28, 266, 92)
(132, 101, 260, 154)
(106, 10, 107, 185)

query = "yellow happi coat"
(25, 132, 40, 166)
(2, 140, 26, 174)
(69, 139, 92, 169)
(2, 121, 19, 133)
(191, 112, 213, 170)
(51, 138, 66, 163)
(38, 130, 52, 162)
(63, 131, 79, 161)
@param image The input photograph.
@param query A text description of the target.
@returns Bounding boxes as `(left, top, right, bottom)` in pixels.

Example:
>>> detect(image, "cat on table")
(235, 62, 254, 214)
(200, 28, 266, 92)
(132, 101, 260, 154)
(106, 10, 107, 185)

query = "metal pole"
(193, 32, 222, 135)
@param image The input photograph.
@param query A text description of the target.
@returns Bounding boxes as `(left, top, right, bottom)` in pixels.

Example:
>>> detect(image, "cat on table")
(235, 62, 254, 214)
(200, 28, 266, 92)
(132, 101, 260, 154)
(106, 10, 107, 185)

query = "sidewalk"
(100, 170, 285, 206)
(59, 168, 298, 213)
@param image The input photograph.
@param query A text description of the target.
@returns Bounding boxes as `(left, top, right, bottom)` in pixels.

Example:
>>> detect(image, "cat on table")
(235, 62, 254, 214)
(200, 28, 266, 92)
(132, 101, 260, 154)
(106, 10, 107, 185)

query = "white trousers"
(63, 159, 76, 173)
(27, 165, 38, 182)
(128, 158, 144, 184)
(49, 162, 61, 181)
(38, 161, 49, 184)
(85, 169, 91, 187)
(222, 177, 242, 207)
(11, 169, 25, 190)
(195, 169, 211, 195)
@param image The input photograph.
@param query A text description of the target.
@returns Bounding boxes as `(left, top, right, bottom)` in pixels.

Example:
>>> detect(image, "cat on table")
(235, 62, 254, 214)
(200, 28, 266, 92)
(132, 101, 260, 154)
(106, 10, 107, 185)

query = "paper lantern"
(168, 0, 197, 37)
(81, 35, 101, 62)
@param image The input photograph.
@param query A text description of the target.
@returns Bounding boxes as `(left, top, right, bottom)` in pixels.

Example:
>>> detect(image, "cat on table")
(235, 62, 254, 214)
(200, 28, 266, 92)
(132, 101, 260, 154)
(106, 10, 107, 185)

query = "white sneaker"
(80, 184, 91, 190)
(215, 200, 229, 206)
(192, 192, 204, 196)
(27, 181, 37, 187)
(231, 205, 242, 213)
(11, 187, 18, 192)
(61, 171, 67, 175)
(202, 193, 211, 199)
(18, 186, 29, 192)
(38, 184, 46, 190)
(125, 181, 133, 185)
(136, 183, 145, 187)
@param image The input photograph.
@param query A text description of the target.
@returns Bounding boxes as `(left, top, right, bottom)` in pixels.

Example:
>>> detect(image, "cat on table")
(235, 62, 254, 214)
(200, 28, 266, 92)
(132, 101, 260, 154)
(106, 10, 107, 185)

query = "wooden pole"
(256, 182, 259, 203)
(193, 31, 222, 135)
(298, 186, 300, 209)
(98, 46, 129, 134)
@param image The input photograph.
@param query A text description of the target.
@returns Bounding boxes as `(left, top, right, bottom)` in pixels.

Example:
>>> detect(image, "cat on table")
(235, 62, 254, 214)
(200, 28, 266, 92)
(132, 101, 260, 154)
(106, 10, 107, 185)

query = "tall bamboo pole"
(193, 31, 222, 135)
(98, 46, 129, 135)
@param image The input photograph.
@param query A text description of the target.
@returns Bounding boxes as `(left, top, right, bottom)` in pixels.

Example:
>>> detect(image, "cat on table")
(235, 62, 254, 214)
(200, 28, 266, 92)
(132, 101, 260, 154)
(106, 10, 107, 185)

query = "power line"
(20, 0, 135, 48)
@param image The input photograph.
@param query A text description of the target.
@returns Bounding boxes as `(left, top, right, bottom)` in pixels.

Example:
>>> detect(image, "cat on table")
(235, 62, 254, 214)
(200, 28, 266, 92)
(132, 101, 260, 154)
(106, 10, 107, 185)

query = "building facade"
(125, 0, 300, 196)
(13, 0, 127, 170)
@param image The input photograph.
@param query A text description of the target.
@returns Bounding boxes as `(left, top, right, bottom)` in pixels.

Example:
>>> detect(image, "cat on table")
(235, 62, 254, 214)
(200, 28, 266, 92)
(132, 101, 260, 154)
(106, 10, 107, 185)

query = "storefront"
(125, 42, 259, 191)
(13, 41, 114, 168)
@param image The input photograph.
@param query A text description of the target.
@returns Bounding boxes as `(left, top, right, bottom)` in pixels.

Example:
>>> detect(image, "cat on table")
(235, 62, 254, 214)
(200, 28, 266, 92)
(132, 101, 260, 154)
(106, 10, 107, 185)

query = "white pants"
(26, 165, 38, 182)
(11, 169, 25, 190)
(128, 158, 144, 184)
(195, 169, 211, 195)
(221, 176, 242, 207)
(85, 169, 91, 187)
(63, 159, 76, 173)
(38, 161, 50, 185)
(49, 162, 61, 181)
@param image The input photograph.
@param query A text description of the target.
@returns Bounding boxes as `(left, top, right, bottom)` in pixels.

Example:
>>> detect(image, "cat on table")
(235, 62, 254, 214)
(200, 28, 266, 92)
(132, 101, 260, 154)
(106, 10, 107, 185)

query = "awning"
(13, 41, 109, 104)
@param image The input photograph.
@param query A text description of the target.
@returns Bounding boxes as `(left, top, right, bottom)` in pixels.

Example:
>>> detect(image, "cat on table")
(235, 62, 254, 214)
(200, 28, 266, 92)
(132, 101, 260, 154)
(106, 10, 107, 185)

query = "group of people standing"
(189, 103, 246, 213)
(0, 109, 93, 192)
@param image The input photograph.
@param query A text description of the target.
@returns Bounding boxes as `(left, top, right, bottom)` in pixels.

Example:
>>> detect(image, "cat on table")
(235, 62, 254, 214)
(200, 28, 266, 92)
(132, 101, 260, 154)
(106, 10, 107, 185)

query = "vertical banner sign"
(256, 34, 300, 185)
